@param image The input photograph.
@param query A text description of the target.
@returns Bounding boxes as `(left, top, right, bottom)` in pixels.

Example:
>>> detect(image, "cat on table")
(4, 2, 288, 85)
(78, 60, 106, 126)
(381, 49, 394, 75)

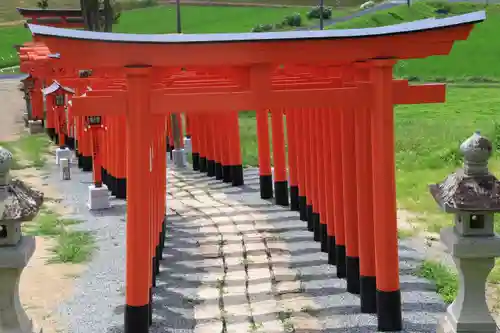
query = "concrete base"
(438, 227, 500, 333)
(0, 236, 36, 333)
(59, 158, 71, 180)
(87, 185, 110, 210)
(27, 120, 44, 135)
(55, 148, 71, 165)
(184, 137, 192, 153)
(438, 311, 499, 333)
(173, 149, 186, 168)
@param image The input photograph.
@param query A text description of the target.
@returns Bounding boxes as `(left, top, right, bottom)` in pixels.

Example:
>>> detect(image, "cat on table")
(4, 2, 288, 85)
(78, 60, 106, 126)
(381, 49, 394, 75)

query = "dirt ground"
(0, 78, 85, 333)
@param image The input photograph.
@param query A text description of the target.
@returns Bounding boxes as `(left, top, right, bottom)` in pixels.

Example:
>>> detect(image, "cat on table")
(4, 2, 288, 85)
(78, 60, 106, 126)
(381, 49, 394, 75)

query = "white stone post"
(59, 158, 70, 180)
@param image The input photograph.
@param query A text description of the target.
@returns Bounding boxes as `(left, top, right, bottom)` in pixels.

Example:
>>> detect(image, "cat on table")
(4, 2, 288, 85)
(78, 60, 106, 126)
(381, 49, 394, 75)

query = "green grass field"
(113, 5, 321, 33)
(329, 1, 500, 82)
(174, 0, 365, 7)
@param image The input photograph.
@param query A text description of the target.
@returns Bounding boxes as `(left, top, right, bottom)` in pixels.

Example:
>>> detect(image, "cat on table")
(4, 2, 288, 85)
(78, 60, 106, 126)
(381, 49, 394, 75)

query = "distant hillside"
(328, 1, 500, 82)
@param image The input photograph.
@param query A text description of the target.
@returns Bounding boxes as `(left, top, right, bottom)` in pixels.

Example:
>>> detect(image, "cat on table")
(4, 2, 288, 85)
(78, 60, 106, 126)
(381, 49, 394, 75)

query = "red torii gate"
(28, 10, 485, 333)
(41, 80, 75, 148)
(16, 8, 93, 29)
(15, 7, 103, 138)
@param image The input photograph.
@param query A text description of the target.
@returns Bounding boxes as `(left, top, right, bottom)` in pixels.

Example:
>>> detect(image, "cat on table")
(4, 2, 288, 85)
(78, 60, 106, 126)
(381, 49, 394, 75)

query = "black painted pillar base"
(346, 256, 361, 294)
(116, 178, 127, 199)
(222, 165, 232, 183)
(55, 134, 59, 145)
(124, 304, 149, 333)
(102, 168, 107, 187)
(215, 162, 223, 180)
(152, 257, 157, 287)
(110, 175, 118, 197)
(199, 156, 207, 173)
(113, 176, 119, 197)
(298, 196, 307, 221)
(192, 152, 200, 171)
(166, 136, 171, 152)
(149, 288, 153, 326)
(289, 186, 299, 211)
(207, 160, 216, 177)
(45, 128, 54, 140)
(320, 223, 328, 253)
(336, 244, 347, 278)
(376, 290, 402, 332)
(231, 165, 244, 186)
(360, 276, 377, 313)
(159, 216, 167, 256)
(259, 175, 273, 199)
(155, 243, 161, 276)
(66, 136, 75, 150)
(327, 236, 336, 265)
(77, 151, 83, 169)
(81, 155, 93, 172)
(313, 213, 321, 242)
(63, 134, 70, 148)
(274, 180, 289, 206)
(306, 205, 314, 232)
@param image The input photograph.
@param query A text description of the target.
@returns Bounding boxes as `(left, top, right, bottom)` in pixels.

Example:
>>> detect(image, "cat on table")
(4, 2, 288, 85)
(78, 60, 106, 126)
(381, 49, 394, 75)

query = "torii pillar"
(71, 68, 158, 332)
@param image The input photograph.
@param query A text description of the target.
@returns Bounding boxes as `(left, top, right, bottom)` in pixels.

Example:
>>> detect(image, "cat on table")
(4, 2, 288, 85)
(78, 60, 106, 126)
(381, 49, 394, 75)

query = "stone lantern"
(0, 147, 44, 332)
(429, 132, 500, 333)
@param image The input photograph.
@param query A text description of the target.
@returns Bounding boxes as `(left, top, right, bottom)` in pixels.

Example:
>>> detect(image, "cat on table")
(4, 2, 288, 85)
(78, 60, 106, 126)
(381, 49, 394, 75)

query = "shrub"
(306, 6, 333, 19)
(284, 13, 302, 27)
(37, 0, 49, 9)
(252, 24, 274, 33)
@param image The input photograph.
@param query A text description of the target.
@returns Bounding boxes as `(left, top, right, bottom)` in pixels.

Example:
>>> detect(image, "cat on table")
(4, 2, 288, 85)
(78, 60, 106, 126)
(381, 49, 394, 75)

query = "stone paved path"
(151, 164, 446, 333)
(43, 153, 446, 333)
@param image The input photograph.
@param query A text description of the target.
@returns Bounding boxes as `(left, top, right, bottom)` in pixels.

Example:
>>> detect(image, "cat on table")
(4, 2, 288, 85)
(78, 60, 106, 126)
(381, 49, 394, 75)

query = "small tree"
(37, 0, 49, 9)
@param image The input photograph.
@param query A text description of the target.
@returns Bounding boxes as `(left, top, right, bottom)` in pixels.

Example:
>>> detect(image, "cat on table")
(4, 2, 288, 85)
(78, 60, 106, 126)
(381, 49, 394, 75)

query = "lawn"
(176, 0, 365, 7)
(0, 26, 30, 68)
(329, 1, 500, 82)
(113, 5, 315, 33)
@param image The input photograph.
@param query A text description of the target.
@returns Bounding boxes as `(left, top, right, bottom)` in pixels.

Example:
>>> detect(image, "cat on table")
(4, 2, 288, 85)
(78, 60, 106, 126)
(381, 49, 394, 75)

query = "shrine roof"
(28, 11, 485, 44)
(17, 8, 84, 16)
(41, 80, 75, 95)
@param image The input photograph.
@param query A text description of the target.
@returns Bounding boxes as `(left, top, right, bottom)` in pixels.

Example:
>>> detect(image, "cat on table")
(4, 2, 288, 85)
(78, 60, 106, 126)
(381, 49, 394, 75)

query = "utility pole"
(171, 0, 184, 167)
(176, 0, 182, 34)
(319, 0, 324, 30)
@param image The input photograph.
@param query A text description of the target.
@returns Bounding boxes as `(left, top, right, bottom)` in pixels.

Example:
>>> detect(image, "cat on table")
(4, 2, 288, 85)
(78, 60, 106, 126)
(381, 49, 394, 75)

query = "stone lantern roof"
(0, 147, 43, 222)
(429, 132, 500, 213)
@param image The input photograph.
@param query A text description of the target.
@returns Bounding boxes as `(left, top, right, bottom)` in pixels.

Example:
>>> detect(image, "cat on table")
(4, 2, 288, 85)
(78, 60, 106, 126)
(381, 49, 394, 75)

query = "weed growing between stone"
(24, 209, 96, 264)
(417, 260, 458, 304)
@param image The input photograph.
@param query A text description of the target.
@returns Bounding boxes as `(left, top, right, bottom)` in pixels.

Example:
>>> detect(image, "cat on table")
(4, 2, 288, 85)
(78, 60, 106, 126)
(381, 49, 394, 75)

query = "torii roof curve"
(27, 11, 486, 67)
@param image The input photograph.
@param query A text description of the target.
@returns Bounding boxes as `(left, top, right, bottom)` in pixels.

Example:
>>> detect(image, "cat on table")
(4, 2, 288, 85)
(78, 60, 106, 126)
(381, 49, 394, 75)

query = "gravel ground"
(42, 153, 445, 333)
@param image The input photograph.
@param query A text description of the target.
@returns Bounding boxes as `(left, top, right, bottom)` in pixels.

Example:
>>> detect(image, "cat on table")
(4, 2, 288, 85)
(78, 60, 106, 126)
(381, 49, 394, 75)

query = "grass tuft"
(25, 210, 95, 264)
(417, 260, 458, 304)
